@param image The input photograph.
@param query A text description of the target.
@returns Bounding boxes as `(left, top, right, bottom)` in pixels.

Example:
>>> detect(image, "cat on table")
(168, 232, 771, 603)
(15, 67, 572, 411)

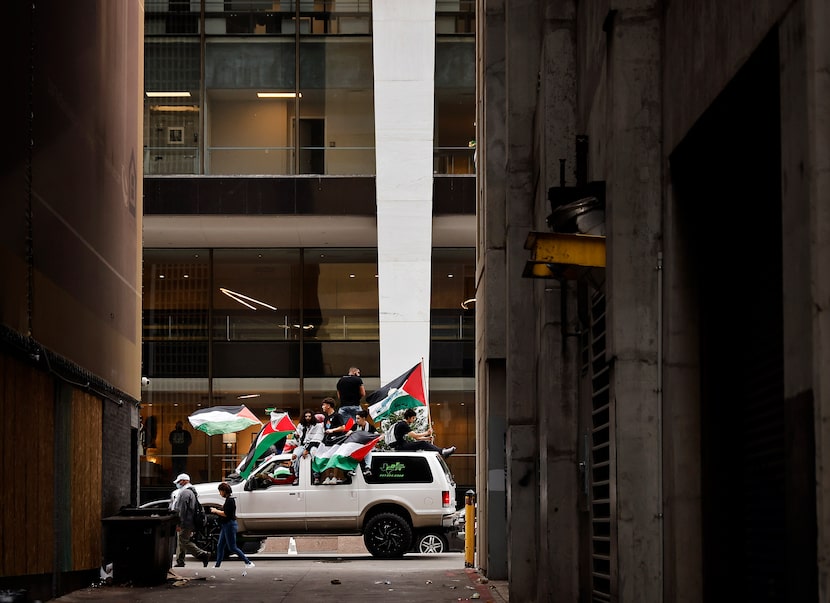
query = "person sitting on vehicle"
(317, 397, 347, 484)
(386, 409, 456, 458)
(291, 410, 323, 479)
(351, 409, 378, 477)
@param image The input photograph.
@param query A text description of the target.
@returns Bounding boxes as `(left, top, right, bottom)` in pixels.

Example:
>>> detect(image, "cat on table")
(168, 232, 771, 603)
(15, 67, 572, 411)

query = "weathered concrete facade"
(476, 0, 830, 600)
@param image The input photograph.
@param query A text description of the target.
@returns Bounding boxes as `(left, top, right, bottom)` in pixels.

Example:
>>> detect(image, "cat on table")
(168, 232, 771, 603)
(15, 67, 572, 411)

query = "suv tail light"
(442, 490, 451, 507)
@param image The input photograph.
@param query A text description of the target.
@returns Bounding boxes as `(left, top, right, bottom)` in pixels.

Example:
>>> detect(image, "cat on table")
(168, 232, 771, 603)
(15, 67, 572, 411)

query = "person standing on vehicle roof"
(386, 409, 456, 458)
(336, 366, 365, 423)
(172, 473, 211, 568)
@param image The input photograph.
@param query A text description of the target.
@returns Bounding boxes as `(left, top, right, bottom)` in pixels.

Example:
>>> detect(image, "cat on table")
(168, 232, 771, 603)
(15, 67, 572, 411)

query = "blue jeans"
(215, 520, 252, 566)
(338, 405, 360, 422)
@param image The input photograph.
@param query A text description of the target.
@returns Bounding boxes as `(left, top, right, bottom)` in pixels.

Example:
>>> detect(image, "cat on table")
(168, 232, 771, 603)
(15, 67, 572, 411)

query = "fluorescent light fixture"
(220, 287, 277, 311)
(257, 92, 302, 99)
(146, 91, 191, 97)
(237, 393, 261, 399)
(149, 105, 200, 112)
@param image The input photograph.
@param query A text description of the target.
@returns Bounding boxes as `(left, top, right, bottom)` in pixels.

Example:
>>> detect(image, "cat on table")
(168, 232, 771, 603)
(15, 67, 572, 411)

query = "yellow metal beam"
(524, 232, 606, 267)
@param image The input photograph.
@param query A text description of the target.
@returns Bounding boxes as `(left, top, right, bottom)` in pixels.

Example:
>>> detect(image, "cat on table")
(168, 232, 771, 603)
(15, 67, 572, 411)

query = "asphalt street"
(50, 553, 508, 603)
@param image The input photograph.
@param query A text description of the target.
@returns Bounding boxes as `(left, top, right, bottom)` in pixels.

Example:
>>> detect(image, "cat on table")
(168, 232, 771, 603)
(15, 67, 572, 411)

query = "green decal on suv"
(379, 461, 406, 476)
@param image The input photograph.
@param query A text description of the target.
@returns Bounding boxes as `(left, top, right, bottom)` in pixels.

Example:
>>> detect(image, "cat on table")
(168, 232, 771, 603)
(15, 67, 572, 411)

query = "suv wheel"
(192, 511, 221, 560)
(363, 512, 412, 558)
(415, 532, 447, 554)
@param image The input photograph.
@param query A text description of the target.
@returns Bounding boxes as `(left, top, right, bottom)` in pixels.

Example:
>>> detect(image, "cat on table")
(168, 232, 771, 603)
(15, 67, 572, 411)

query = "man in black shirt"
(336, 366, 365, 422)
(318, 397, 347, 484)
(169, 420, 192, 476)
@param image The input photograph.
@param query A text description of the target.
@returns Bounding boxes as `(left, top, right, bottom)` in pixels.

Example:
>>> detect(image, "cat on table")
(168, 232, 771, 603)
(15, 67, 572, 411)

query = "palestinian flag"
(237, 411, 296, 478)
(366, 362, 427, 422)
(187, 405, 261, 436)
(312, 430, 382, 474)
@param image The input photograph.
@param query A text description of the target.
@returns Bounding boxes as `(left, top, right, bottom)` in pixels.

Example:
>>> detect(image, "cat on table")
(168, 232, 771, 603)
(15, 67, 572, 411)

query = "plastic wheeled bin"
(102, 508, 179, 585)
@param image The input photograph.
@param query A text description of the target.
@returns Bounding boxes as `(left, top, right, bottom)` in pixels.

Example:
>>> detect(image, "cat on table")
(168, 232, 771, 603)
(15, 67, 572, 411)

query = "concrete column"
(372, 2, 435, 382)
(501, 1, 542, 600)
(476, 0, 508, 581)
(537, 2, 580, 600)
(604, 5, 663, 602)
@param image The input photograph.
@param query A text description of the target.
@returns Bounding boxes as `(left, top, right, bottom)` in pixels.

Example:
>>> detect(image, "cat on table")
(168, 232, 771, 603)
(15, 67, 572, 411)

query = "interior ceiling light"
(220, 287, 277, 311)
(237, 393, 261, 399)
(257, 92, 302, 99)
(149, 105, 200, 112)
(146, 91, 191, 97)
(277, 323, 315, 330)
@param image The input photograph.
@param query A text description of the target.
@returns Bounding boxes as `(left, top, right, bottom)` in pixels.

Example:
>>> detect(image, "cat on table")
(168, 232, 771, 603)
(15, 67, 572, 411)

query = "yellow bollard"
(464, 490, 475, 568)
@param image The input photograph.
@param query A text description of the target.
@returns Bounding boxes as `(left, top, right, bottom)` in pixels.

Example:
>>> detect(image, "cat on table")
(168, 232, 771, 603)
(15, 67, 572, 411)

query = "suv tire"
(363, 512, 412, 558)
(192, 511, 221, 559)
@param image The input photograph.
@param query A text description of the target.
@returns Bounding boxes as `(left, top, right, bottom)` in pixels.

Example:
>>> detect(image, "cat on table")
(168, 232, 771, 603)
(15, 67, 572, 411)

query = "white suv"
(192, 450, 459, 558)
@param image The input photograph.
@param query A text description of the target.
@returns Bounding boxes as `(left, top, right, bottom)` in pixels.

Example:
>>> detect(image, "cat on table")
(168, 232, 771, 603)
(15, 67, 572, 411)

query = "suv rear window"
(367, 456, 433, 483)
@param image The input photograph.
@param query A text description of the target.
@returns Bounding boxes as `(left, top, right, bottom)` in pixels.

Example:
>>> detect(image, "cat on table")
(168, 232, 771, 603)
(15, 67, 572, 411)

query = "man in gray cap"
(172, 473, 210, 567)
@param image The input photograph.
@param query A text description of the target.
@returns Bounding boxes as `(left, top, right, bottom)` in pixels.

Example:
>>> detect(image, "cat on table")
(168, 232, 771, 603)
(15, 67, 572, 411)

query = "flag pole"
(421, 356, 433, 438)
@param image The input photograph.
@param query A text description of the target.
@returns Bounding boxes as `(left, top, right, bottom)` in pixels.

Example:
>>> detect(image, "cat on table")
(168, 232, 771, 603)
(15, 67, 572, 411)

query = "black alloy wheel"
(192, 511, 221, 560)
(363, 512, 413, 558)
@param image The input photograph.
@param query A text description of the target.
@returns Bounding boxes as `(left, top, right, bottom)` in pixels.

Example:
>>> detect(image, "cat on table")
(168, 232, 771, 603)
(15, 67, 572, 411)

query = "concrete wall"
(478, 0, 830, 600)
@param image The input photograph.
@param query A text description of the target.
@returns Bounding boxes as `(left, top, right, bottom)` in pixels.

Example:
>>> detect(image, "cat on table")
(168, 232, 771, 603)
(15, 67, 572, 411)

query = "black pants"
(392, 441, 443, 454)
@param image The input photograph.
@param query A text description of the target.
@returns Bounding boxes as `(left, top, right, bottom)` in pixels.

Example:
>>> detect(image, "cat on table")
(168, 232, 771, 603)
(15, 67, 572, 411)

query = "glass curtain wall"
(140, 0, 477, 500)
(140, 247, 475, 499)
(144, 1, 475, 175)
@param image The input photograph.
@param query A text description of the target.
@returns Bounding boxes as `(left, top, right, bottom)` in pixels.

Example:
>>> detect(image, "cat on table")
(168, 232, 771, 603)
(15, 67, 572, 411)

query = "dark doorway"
(670, 31, 816, 602)
(298, 118, 325, 174)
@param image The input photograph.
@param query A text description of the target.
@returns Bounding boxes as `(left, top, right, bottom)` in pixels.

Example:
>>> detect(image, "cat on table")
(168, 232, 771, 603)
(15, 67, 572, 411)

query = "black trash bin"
(102, 508, 179, 585)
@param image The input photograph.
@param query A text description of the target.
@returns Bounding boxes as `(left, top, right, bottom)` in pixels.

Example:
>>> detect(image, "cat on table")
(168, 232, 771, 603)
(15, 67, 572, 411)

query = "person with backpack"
(172, 473, 211, 568)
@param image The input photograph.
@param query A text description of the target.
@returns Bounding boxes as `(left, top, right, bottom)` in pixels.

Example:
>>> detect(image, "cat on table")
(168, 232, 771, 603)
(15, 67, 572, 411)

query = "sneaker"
(362, 468, 372, 477)
(200, 553, 210, 567)
(441, 446, 457, 458)
(313, 477, 320, 485)
(322, 477, 332, 485)
(245, 562, 256, 568)
(213, 563, 221, 569)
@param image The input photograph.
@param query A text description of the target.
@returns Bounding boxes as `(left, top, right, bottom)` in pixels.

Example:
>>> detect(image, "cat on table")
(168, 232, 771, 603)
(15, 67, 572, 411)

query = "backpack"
(188, 486, 206, 532)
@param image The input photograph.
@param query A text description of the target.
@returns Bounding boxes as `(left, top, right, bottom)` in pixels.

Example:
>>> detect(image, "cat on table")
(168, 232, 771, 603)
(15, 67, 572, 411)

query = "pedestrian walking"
(210, 482, 255, 569)
(172, 473, 211, 567)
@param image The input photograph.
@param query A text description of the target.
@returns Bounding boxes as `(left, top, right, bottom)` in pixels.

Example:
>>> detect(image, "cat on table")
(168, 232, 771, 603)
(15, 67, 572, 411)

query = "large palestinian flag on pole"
(312, 430, 382, 474)
(187, 405, 261, 436)
(366, 361, 427, 422)
(237, 410, 296, 478)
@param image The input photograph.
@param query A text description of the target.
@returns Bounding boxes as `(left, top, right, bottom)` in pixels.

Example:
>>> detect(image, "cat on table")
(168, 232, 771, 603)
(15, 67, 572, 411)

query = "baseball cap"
(174, 473, 190, 484)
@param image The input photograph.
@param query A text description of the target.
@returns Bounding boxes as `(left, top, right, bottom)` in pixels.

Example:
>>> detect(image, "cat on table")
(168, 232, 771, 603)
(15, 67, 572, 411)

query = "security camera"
(141, 377, 151, 388)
